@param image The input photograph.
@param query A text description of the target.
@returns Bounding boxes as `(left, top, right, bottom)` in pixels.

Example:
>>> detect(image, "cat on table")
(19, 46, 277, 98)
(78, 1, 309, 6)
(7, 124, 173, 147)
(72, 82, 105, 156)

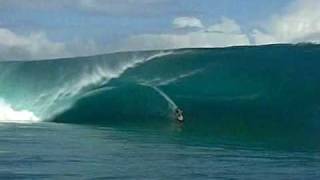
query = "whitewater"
(0, 50, 174, 122)
(1, 44, 320, 179)
(0, 44, 320, 146)
(0, 99, 39, 123)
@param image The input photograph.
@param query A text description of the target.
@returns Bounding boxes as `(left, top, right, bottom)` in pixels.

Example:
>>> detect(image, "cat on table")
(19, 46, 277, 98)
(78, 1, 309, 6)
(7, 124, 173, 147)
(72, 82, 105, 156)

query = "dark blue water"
(0, 122, 319, 179)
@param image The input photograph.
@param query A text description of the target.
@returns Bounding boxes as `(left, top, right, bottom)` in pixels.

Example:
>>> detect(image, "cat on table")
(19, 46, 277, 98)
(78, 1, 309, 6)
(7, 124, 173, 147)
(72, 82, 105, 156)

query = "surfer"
(175, 108, 184, 122)
(143, 85, 184, 122)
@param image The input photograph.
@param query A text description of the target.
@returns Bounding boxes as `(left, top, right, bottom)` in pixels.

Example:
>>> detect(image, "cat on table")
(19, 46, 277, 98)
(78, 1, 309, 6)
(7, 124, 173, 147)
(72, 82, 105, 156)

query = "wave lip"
(0, 99, 40, 123)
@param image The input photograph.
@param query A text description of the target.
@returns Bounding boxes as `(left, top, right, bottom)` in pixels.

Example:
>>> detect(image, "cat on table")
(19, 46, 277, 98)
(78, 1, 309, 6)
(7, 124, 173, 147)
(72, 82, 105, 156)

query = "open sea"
(0, 122, 319, 179)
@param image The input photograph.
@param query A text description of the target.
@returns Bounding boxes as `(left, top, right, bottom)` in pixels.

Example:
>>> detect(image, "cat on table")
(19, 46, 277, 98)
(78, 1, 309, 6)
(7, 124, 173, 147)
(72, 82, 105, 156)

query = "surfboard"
(142, 84, 184, 122)
(177, 114, 184, 122)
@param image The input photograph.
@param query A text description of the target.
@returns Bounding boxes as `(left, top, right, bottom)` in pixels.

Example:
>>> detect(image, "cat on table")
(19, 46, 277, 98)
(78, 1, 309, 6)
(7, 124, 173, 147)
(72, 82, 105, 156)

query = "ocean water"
(1, 44, 320, 179)
(0, 122, 319, 179)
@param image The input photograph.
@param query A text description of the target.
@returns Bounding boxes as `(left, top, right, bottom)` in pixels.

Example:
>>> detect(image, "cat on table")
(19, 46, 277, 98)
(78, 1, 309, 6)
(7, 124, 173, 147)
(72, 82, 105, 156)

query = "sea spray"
(0, 51, 173, 121)
(0, 44, 320, 144)
(0, 99, 39, 123)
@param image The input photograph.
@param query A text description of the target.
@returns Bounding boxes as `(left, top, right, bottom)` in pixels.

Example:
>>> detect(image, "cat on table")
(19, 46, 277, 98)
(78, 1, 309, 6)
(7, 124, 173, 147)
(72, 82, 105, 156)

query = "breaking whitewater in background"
(1, 44, 320, 149)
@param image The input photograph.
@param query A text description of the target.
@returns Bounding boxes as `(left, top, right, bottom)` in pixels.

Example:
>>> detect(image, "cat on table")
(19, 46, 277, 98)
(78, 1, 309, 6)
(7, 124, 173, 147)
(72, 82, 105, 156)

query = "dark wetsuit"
(175, 108, 184, 122)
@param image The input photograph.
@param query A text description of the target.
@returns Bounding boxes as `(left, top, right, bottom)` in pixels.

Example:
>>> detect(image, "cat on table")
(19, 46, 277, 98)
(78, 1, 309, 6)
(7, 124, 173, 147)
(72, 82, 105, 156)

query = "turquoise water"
(0, 122, 319, 179)
(1, 44, 320, 178)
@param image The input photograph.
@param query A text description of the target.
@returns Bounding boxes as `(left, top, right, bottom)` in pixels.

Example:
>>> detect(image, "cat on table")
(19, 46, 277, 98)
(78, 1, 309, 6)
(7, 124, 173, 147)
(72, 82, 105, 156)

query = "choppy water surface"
(0, 122, 319, 179)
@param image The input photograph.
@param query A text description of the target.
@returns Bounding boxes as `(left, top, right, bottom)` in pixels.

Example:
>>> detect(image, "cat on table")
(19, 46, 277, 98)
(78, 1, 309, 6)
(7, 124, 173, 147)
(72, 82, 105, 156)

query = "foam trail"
(63, 51, 174, 97)
(5, 51, 174, 121)
(150, 86, 178, 110)
(0, 99, 40, 123)
(158, 69, 203, 86)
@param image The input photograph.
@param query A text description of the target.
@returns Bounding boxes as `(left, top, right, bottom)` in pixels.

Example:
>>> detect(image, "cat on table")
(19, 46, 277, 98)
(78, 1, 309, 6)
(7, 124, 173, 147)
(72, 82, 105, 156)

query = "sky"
(0, 0, 320, 60)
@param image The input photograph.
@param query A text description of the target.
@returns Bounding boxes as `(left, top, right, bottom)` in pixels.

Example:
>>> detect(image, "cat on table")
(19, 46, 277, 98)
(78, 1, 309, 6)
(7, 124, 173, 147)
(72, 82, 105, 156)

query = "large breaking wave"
(1, 44, 320, 146)
(0, 99, 39, 123)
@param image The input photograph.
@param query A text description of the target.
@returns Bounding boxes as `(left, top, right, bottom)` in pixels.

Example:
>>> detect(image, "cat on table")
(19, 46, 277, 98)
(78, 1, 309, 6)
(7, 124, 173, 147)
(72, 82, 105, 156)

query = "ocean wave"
(66, 51, 174, 97)
(0, 99, 39, 123)
(0, 44, 320, 144)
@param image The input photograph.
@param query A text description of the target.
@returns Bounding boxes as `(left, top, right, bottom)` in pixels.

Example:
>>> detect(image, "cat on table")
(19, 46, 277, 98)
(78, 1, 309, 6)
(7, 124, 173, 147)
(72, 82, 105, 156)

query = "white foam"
(0, 52, 175, 122)
(65, 51, 174, 97)
(11, 52, 174, 121)
(0, 99, 40, 123)
(158, 69, 203, 86)
(151, 86, 178, 110)
(141, 69, 203, 86)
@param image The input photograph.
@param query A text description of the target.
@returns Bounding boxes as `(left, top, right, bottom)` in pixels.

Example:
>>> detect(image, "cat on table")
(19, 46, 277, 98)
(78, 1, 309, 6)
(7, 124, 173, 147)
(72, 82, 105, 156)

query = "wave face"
(1, 44, 320, 146)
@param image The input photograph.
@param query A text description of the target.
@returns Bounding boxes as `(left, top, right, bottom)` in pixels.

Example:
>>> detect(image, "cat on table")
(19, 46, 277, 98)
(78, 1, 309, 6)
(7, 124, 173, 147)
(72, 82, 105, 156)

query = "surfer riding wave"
(142, 84, 184, 122)
(175, 108, 184, 122)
